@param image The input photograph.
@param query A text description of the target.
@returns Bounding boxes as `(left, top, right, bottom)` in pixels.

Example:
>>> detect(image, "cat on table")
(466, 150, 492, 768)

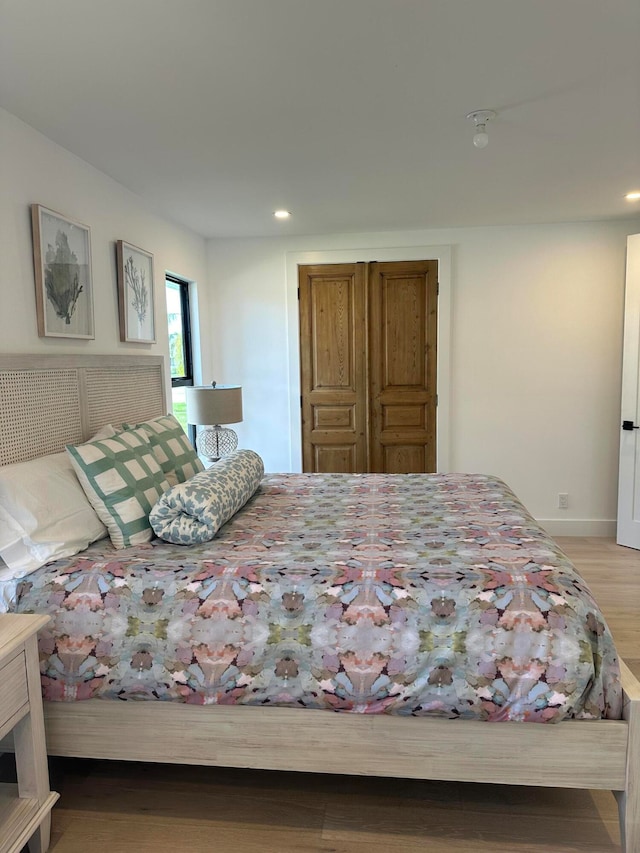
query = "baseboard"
(536, 519, 617, 538)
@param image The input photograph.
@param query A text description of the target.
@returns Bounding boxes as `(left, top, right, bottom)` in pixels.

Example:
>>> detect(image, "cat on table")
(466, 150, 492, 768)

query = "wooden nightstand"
(0, 614, 58, 853)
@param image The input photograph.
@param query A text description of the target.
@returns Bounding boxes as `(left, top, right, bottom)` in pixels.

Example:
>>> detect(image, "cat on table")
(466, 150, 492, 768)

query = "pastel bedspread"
(10, 473, 621, 721)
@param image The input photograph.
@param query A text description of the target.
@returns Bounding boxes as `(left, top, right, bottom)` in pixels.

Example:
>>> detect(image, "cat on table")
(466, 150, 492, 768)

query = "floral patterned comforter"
(10, 473, 621, 721)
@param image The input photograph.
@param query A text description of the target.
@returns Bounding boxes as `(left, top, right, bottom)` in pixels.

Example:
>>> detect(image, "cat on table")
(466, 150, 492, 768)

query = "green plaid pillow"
(66, 428, 169, 549)
(124, 414, 204, 486)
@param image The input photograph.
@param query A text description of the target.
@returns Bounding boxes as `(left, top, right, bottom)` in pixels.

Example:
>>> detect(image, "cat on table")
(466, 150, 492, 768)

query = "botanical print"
(11, 473, 621, 722)
(45, 230, 83, 324)
(117, 241, 155, 343)
(125, 253, 148, 324)
(32, 205, 94, 339)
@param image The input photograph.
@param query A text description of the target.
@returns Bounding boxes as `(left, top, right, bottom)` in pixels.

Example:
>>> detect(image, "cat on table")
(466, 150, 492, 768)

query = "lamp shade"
(186, 385, 243, 426)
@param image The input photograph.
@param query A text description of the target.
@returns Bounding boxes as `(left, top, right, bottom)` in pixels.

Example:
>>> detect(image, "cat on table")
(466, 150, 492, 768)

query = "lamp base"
(196, 425, 238, 462)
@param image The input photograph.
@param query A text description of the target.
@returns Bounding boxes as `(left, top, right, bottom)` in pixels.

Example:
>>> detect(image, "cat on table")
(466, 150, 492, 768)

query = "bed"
(1, 353, 639, 851)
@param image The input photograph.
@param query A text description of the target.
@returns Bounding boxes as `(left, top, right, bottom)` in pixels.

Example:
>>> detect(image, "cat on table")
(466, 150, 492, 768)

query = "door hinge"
(436, 394, 439, 407)
(300, 395, 303, 407)
(297, 287, 300, 300)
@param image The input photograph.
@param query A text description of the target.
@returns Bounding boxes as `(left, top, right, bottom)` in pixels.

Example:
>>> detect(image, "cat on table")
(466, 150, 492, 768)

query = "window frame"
(166, 275, 193, 388)
(166, 274, 196, 445)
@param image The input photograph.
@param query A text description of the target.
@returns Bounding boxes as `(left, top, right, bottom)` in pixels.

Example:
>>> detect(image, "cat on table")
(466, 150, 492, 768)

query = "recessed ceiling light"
(625, 192, 640, 201)
(274, 210, 291, 219)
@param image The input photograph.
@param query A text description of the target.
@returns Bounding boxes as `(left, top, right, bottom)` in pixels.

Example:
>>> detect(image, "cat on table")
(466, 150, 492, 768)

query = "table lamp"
(185, 382, 243, 462)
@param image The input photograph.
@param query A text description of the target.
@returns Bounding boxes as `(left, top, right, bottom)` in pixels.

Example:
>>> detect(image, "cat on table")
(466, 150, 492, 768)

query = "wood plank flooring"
(32, 539, 640, 851)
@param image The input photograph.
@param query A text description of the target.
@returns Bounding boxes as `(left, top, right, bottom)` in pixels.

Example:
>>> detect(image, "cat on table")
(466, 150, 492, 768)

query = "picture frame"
(116, 240, 156, 344)
(31, 204, 94, 339)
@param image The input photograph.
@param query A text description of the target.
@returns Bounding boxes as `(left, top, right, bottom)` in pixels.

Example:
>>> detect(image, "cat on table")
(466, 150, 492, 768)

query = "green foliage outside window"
(172, 400, 188, 433)
(169, 327, 185, 379)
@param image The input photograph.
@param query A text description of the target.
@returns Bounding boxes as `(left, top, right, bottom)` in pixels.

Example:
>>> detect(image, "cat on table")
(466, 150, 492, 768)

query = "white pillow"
(0, 554, 22, 612)
(0, 424, 116, 578)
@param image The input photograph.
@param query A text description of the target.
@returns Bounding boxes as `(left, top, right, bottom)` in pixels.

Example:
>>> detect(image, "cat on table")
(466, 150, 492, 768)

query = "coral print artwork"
(31, 204, 94, 339)
(116, 240, 156, 343)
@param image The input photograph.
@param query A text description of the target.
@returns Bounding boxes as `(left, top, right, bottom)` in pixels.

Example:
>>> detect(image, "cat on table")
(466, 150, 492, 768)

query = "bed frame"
(2, 353, 639, 851)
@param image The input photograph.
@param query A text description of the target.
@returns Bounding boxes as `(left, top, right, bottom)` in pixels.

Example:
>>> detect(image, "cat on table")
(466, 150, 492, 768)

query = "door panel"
(299, 259, 438, 475)
(617, 233, 640, 548)
(383, 405, 425, 429)
(310, 277, 353, 389)
(383, 275, 425, 388)
(314, 444, 357, 473)
(384, 445, 425, 474)
(369, 261, 438, 474)
(313, 405, 355, 430)
(299, 264, 367, 473)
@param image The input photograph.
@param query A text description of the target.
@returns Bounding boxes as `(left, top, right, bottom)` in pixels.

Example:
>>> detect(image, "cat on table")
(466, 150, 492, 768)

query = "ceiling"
(1, 0, 639, 239)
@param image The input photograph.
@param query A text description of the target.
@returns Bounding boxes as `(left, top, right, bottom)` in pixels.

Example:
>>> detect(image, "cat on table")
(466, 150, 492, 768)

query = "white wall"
(0, 108, 210, 393)
(207, 220, 640, 534)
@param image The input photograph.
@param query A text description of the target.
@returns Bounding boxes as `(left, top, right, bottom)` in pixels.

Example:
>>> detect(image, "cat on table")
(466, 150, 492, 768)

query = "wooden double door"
(299, 260, 438, 474)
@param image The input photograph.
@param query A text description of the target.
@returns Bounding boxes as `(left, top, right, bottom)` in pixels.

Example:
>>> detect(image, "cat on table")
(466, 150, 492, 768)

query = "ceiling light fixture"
(466, 110, 496, 149)
(626, 192, 640, 201)
(274, 210, 291, 219)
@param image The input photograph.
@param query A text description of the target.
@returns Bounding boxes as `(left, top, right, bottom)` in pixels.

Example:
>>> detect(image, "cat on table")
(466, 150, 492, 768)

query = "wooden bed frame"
(1, 353, 639, 851)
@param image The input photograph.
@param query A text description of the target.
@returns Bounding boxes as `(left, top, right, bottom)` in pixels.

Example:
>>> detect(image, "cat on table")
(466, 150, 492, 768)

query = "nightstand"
(0, 614, 58, 853)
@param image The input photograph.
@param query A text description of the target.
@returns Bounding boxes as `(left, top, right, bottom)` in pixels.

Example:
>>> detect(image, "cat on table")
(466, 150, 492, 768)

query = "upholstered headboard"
(0, 354, 166, 466)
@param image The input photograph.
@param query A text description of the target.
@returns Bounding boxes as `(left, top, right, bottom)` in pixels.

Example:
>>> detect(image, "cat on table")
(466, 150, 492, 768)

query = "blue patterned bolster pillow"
(149, 449, 264, 545)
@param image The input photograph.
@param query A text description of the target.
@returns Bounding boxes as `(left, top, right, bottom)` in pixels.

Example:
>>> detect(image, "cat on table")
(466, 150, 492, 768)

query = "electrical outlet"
(558, 493, 569, 509)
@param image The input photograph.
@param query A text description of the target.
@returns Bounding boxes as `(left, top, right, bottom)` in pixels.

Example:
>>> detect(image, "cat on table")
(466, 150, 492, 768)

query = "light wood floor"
(34, 539, 640, 851)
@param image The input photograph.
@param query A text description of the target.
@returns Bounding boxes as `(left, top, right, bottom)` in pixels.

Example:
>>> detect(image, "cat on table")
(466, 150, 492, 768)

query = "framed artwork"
(31, 204, 94, 339)
(116, 240, 156, 344)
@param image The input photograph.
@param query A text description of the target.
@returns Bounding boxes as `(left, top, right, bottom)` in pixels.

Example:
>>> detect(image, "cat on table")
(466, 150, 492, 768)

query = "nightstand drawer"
(0, 651, 28, 728)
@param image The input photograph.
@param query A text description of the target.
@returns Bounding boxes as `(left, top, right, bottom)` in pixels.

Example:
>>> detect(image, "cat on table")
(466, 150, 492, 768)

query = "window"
(166, 275, 193, 437)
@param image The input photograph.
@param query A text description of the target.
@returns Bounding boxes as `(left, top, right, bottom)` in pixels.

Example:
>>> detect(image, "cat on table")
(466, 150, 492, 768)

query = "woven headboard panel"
(0, 354, 166, 466)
